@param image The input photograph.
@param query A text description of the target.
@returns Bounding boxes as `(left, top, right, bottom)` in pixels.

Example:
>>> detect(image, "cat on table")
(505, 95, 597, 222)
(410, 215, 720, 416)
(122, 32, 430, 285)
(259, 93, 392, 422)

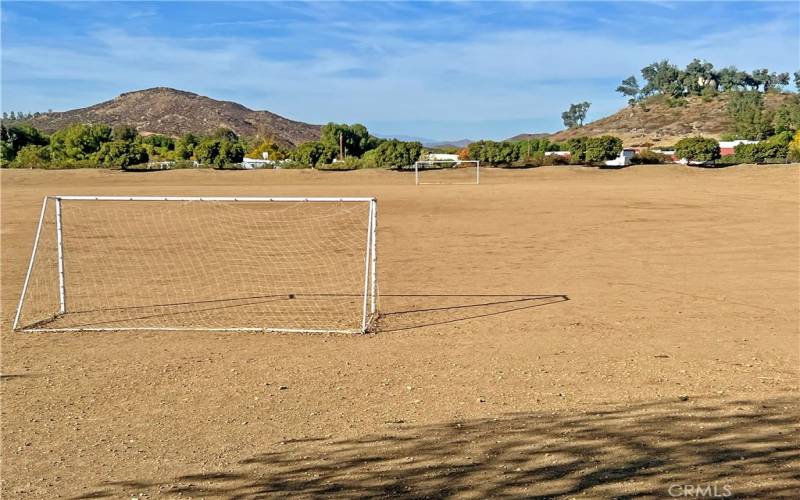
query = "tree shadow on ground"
(376, 293, 569, 332)
(76, 396, 799, 499)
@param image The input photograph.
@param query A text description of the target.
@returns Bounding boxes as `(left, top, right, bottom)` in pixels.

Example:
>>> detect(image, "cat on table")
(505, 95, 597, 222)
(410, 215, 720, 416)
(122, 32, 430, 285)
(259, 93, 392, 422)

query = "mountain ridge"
(21, 87, 321, 146)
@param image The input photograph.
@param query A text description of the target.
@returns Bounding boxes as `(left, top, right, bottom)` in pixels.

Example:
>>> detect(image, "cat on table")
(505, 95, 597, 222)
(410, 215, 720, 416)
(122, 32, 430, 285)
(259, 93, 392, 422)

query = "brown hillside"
(23, 88, 321, 146)
(549, 92, 796, 147)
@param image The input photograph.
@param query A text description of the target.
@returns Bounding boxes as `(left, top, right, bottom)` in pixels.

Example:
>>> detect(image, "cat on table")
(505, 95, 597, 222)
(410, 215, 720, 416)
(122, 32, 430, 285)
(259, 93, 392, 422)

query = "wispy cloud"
(2, 1, 798, 139)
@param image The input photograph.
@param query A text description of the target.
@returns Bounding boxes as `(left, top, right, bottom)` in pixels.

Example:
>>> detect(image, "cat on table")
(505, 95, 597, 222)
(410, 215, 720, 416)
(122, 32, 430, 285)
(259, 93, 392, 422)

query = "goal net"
(415, 160, 480, 185)
(13, 196, 378, 334)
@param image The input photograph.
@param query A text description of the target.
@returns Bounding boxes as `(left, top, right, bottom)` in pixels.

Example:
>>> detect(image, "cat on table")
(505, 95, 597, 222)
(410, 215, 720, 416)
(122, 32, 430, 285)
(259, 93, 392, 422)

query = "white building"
(241, 152, 277, 169)
(604, 148, 636, 167)
(424, 153, 460, 162)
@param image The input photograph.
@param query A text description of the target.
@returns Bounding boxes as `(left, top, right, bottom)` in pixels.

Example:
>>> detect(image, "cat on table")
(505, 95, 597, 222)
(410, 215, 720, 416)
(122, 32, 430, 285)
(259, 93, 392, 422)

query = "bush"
(542, 154, 570, 166)
(317, 158, 361, 171)
(172, 160, 200, 169)
(372, 140, 423, 168)
(276, 159, 310, 169)
(584, 136, 623, 164)
(789, 131, 800, 162)
(675, 137, 720, 163)
(631, 149, 670, 164)
(718, 155, 740, 166)
(733, 132, 792, 163)
(290, 141, 338, 168)
(11, 144, 51, 168)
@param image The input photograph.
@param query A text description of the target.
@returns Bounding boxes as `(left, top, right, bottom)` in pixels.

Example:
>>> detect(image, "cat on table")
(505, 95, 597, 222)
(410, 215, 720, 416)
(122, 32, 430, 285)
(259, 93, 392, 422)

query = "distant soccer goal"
(414, 160, 480, 185)
(13, 196, 378, 334)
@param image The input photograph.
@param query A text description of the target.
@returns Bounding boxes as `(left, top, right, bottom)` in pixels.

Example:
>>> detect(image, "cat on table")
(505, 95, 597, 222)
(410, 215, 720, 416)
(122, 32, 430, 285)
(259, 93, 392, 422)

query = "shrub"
(317, 158, 361, 171)
(675, 137, 720, 163)
(733, 132, 792, 163)
(584, 136, 623, 164)
(276, 159, 310, 169)
(96, 140, 148, 167)
(290, 141, 338, 168)
(372, 140, 423, 168)
(789, 131, 800, 162)
(11, 144, 51, 168)
(631, 149, 670, 164)
(542, 154, 570, 166)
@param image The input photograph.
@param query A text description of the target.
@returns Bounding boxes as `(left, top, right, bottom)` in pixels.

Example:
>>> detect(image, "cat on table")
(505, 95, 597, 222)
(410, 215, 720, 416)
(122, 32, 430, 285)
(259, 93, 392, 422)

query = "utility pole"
(339, 132, 345, 159)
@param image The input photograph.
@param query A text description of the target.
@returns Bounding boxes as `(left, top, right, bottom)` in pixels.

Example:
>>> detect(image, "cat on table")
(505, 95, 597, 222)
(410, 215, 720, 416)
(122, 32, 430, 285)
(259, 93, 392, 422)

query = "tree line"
(616, 60, 798, 104)
(0, 123, 248, 169)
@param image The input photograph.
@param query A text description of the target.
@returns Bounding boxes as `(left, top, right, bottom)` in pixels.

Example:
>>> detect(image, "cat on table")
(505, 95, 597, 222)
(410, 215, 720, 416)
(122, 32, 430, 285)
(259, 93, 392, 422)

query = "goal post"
(414, 160, 480, 185)
(13, 196, 378, 334)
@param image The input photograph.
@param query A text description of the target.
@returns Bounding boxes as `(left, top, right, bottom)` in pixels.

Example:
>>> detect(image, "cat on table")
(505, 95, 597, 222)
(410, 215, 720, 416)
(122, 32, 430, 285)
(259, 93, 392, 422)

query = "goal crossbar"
(13, 196, 378, 334)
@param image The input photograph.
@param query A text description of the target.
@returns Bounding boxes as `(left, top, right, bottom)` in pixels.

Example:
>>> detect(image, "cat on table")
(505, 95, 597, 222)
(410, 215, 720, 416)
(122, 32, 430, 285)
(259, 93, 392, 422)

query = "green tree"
(218, 140, 245, 166)
(96, 140, 148, 167)
(194, 139, 221, 165)
(175, 133, 199, 160)
(616, 76, 641, 105)
(640, 60, 683, 97)
(561, 102, 591, 129)
(682, 59, 717, 96)
(727, 91, 774, 140)
(794, 71, 800, 92)
(50, 123, 112, 161)
(112, 125, 138, 142)
(12, 144, 51, 168)
(211, 128, 239, 142)
(675, 137, 720, 163)
(1, 123, 48, 163)
(371, 139, 423, 168)
(733, 132, 792, 163)
(773, 95, 800, 134)
(584, 136, 623, 163)
(290, 141, 338, 167)
(320, 123, 380, 158)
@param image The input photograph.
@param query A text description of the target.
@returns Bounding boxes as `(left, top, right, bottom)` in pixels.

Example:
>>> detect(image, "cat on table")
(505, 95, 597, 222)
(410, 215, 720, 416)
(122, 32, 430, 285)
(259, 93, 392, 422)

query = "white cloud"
(2, 2, 797, 139)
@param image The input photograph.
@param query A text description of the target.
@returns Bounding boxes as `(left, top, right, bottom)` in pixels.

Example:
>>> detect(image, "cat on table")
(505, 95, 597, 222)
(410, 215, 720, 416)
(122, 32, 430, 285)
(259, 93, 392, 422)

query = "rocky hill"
(547, 93, 795, 147)
(21, 88, 321, 146)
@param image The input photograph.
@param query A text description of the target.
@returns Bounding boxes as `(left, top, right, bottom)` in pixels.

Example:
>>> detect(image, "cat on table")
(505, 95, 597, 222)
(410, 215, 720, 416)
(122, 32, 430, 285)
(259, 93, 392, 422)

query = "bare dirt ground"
(2, 165, 798, 498)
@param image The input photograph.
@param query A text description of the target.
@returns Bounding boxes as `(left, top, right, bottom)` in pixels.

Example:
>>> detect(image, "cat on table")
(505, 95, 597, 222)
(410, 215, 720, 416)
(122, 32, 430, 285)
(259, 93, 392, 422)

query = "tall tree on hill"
(794, 71, 800, 92)
(682, 59, 717, 95)
(640, 60, 683, 97)
(561, 102, 591, 129)
(615, 76, 640, 105)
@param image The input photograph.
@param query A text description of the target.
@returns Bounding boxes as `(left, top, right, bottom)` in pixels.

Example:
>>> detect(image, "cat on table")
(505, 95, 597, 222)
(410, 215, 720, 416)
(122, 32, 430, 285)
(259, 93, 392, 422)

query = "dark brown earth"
(1, 165, 798, 498)
(17, 88, 321, 146)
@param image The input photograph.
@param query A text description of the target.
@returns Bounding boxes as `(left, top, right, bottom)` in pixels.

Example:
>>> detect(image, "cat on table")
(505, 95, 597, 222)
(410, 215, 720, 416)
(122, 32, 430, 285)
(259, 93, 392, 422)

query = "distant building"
(544, 151, 571, 157)
(424, 153, 459, 162)
(719, 140, 758, 156)
(604, 148, 636, 167)
(242, 151, 276, 169)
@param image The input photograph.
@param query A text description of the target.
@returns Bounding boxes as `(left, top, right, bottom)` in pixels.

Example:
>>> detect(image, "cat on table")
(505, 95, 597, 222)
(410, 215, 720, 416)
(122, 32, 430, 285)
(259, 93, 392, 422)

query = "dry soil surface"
(1, 165, 798, 498)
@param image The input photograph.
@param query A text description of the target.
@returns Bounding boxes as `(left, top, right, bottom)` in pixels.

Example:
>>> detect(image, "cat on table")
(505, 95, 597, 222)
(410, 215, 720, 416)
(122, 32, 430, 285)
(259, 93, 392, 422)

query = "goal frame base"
(13, 196, 379, 334)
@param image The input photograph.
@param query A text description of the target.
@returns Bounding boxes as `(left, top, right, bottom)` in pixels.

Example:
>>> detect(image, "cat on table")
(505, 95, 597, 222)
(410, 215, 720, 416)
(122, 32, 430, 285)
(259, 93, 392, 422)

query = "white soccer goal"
(414, 160, 480, 185)
(13, 196, 378, 334)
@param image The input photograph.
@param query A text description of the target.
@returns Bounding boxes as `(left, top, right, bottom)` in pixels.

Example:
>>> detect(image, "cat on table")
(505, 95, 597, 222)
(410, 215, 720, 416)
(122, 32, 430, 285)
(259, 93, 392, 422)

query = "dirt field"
(2, 165, 798, 498)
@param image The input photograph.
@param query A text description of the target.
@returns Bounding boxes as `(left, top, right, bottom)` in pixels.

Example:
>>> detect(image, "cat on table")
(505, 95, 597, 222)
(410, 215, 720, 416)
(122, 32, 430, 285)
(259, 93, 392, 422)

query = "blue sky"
(2, 1, 798, 140)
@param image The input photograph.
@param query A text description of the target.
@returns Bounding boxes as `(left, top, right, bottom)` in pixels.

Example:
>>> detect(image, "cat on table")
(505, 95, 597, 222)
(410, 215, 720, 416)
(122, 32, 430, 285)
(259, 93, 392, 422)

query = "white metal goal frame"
(13, 195, 379, 335)
(414, 160, 480, 185)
